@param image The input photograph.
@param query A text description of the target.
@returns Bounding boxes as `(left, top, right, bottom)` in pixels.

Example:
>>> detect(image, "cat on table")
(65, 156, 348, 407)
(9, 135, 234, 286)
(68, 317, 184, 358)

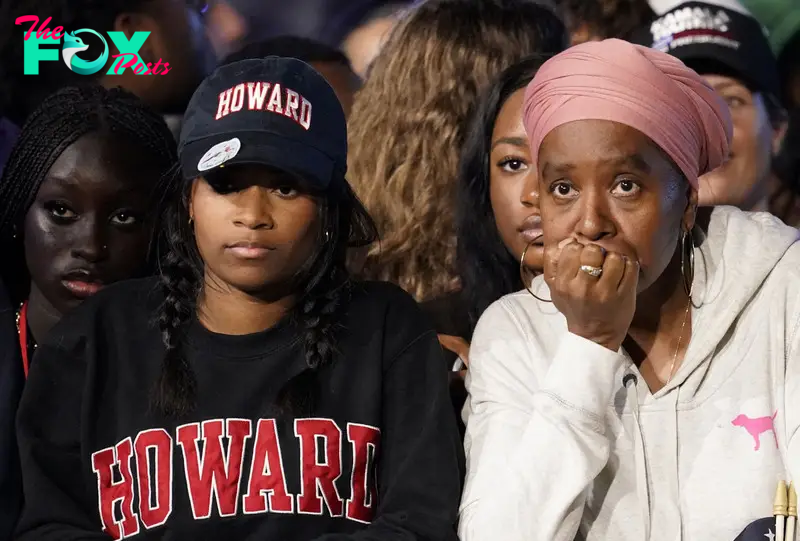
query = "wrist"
(567, 325, 623, 352)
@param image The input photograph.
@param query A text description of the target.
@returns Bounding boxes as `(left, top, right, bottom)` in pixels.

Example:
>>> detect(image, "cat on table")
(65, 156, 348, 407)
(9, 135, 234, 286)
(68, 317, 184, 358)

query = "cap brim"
(180, 131, 335, 189)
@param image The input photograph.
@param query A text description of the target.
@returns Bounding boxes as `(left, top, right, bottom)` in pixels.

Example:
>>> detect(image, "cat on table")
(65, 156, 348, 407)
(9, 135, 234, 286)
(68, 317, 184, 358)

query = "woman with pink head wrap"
(460, 39, 800, 541)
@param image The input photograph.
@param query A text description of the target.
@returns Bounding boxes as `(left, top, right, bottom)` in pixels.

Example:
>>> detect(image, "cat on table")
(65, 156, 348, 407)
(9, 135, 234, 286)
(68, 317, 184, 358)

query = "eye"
(274, 186, 298, 198)
(611, 179, 641, 197)
(110, 211, 142, 227)
(497, 157, 529, 173)
(549, 181, 577, 199)
(44, 201, 77, 221)
(724, 96, 747, 110)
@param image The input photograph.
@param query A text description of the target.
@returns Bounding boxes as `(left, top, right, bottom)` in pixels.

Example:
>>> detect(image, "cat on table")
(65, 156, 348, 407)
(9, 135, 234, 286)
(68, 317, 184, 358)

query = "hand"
(438, 334, 469, 379)
(544, 240, 639, 351)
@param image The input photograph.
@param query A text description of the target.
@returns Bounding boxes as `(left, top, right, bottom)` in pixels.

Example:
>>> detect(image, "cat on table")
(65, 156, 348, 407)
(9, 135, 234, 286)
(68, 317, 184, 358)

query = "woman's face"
(537, 119, 696, 292)
(489, 88, 543, 271)
(24, 132, 159, 314)
(190, 165, 320, 297)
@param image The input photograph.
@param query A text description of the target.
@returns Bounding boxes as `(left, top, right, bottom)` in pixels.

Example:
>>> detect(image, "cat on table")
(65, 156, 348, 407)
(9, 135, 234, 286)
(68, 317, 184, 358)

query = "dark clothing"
(0, 278, 22, 541)
(15, 277, 463, 541)
(419, 291, 471, 439)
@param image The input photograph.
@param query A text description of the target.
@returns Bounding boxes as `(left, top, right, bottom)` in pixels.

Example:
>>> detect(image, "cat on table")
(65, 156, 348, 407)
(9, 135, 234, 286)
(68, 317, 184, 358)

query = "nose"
(521, 172, 539, 208)
(233, 186, 274, 230)
(71, 216, 109, 263)
(573, 189, 615, 242)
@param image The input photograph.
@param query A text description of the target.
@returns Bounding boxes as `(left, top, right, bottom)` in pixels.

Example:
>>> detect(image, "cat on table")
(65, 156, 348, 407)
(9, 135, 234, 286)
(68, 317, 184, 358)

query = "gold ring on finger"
(580, 264, 603, 278)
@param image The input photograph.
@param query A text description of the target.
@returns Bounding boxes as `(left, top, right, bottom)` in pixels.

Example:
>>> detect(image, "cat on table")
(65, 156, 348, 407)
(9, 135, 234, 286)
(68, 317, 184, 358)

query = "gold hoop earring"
(520, 235, 552, 303)
(681, 228, 695, 301)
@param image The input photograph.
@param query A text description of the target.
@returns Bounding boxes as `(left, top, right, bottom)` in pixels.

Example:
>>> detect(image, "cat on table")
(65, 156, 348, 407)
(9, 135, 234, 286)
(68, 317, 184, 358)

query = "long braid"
(277, 183, 375, 415)
(0, 84, 177, 306)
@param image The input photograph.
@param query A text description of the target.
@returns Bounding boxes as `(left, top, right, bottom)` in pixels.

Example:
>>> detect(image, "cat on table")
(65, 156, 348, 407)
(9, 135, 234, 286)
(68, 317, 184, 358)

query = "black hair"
(777, 30, 800, 109)
(553, 0, 655, 41)
(154, 167, 378, 417)
(770, 107, 800, 222)
(222, 36, 353, 71)
(0, 84, 178, 307)
(455, 56, 549, 334)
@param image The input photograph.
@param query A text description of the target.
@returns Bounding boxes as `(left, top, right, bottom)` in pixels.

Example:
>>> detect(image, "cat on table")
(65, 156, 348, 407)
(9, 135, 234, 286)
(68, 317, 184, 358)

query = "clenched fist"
(544, 240, 639, 351)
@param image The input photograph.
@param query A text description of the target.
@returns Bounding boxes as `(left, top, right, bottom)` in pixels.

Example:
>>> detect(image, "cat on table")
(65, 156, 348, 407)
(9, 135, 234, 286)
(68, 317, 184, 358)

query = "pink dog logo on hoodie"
(732, 411, 778, 451)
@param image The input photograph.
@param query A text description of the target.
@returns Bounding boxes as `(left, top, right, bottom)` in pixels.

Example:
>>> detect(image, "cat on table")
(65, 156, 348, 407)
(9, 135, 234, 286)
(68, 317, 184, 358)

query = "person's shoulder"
(472, 284, 566, 349)
(39, 276, 163, 352)
(350, 280, 423, 315)
(347, 280, 436, 336)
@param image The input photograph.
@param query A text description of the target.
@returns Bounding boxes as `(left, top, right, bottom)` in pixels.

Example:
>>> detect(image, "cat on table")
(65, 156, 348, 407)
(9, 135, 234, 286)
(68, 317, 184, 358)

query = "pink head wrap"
(522, 39, 732, 188)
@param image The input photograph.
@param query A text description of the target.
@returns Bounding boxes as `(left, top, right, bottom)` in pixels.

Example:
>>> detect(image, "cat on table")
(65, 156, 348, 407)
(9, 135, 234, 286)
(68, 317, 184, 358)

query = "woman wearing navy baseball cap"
(14, 57, 463, 540)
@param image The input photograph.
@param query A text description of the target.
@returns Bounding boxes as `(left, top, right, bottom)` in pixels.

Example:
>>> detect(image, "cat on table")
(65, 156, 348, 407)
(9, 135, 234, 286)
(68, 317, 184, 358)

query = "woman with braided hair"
(0, 84, 177, 539)
(14, 57, 462, 540)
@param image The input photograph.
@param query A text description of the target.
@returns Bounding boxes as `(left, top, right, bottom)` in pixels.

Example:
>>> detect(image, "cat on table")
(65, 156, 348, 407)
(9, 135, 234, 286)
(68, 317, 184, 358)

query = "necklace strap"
(17, 301, 31, 378)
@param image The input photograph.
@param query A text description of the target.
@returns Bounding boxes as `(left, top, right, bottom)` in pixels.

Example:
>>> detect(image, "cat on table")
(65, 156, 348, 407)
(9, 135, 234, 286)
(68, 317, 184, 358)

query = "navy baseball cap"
(178, 57, 347, 189)
(631, 1, 780, 98)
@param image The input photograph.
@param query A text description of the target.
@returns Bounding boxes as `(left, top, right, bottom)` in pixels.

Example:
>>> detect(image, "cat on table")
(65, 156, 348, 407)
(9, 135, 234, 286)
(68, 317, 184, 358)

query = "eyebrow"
(490, 136, 528, 151)
(541, 153, 652, 177)
(710, 80, 748, 93)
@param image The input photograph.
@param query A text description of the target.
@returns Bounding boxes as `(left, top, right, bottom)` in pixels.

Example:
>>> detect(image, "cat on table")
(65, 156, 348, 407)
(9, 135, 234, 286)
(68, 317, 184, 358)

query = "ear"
(189, 178, 200, 222)
(683, 184, 699, 232)
(112, 11, 161, 65)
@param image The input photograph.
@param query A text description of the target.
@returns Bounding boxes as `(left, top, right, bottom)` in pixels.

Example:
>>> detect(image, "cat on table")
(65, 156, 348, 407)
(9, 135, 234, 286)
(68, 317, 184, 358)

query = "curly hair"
(554, 0, 655, 42)
(347, 0, 567, 302)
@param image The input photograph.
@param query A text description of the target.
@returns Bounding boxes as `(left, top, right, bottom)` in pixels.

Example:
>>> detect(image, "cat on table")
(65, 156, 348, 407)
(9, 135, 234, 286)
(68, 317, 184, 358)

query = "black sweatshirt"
(14, 277, 463, 541)
(0, 277, 23, 541)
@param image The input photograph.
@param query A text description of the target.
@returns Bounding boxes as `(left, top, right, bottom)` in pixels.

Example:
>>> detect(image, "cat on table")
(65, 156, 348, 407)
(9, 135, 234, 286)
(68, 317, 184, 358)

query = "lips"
(226, 240, 274, 259)
(519, 215, 543, 244)
(61, 269, 104, 299)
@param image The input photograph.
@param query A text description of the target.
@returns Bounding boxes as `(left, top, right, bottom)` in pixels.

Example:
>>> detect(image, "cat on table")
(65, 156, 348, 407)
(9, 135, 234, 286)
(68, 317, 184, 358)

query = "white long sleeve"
(458, 298, 628, 541)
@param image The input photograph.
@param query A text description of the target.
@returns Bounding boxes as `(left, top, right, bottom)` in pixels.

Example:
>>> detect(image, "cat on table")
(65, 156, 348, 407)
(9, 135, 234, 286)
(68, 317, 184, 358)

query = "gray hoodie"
(459, 206, 800, 540)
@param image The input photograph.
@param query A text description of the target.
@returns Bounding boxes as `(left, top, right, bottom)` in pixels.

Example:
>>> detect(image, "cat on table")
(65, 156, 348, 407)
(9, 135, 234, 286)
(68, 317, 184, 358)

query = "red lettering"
(91, 438, 140, 540)
(160, 62, 171, 75)
(177, 419, 252, 520)
(243, 419, 294, 514)
(35, 17, 53, 39)
(133, 62, 147, 75)
(51, 26, 63, 40)
(151, 59, 165, 75)
(295, 419, 343, 517)
(110, 53, 138, 75)
(134, 429, 173, 530)
(346, 424, 381, 523)
(15, 15, 40, 41)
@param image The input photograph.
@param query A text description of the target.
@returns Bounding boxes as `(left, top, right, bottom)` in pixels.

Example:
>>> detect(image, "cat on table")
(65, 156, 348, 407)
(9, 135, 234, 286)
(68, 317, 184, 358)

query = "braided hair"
(0, 84, 178, 306)
(0, 0, 154, 125)
(154, 168, 378, 417)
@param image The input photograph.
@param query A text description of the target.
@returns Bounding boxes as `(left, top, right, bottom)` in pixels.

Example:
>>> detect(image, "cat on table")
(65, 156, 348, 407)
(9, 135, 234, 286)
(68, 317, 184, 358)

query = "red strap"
(19, 301, 29, 378)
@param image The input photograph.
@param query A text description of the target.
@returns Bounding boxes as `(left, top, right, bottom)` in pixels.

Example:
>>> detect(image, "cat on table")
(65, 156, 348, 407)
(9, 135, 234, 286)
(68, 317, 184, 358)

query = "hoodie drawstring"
(623, 372, 652, 540)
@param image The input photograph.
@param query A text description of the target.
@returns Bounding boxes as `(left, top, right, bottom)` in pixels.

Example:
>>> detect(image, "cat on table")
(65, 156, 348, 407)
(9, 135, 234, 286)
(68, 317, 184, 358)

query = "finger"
(543, 242, 562, 285)
(575, 243, 606, 286)
(617, 256, 640, 294)
(598, 251, 626, 293)
(438, 334, 470, 362)
(558, 241, 584, 283)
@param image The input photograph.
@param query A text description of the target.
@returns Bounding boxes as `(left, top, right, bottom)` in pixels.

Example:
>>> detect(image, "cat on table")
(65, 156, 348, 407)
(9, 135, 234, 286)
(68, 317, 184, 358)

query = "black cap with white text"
(631, 0, 780, 98)
(178, 57, 347, 189)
